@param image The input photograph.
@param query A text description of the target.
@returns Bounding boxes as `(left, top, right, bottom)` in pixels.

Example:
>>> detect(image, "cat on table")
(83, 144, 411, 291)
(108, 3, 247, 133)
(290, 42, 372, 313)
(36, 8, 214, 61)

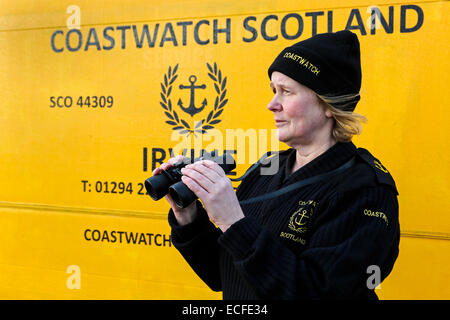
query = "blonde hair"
(317, 93, 368, 142)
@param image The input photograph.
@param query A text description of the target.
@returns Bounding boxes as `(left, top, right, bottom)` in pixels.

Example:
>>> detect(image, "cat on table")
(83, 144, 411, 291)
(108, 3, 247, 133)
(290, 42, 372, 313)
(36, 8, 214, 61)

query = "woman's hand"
(180, 160, 244, 232)
(152, 155, 198, 226)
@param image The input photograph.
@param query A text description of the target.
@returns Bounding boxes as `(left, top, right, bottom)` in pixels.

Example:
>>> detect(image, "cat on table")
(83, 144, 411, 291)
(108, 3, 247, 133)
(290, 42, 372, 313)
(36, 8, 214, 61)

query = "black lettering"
(213, 18, 231, 44)
(176, 21, 193, 46)
(117, 231, 125, 243)
(371, 6, 394, 34)
(305, 11, 324, 36)
(125, 231, 138, 244)
(138, 233, 147, 245)
(133, 24, 159, 48)
(345, 9, 367, 35)
(327, 11, 333, 33)
(154, 234, 162, 246)
(147, 233, 154, 245)
(152, 148, 166, 172)
(116, 25, 131, 49)
(83, 229, 171, 247)
(400, 5, 424, 33)
(194, 20, 210, 45)
(57, 96, 64, 107)
(143, 147, 148, 172)
(103, 26, 115, 50)
(110, 230, 117, 243)
(84, 229, 91, 241)
(261, 15, 278, 41)
(101, 230, 110, 242)
(200, 149, 209, 158)
(242, 16, 257, 42)
(64, 96, 72, 107)
(160, 22, 178, 47)
(163, 234, 172, 247)
(281, 13, 303, 40)
(66, 29, 82, 52)
(91, 229, 100, 241)
(168, 148, 187, 158)
(84, 28, 101, 51)
(51, 30, 64, 53)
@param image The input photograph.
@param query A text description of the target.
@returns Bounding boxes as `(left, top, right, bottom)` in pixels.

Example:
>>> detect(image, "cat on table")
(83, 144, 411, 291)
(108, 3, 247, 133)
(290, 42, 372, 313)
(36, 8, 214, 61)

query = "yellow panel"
(378, 236, 450, 299)
(0, 0, 448, 299)
(0, 207, 220, 299)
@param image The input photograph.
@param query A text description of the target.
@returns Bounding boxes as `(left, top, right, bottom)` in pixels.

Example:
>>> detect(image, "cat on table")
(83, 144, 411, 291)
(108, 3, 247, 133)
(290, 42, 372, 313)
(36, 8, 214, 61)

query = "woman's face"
(268, 71, 333, 147)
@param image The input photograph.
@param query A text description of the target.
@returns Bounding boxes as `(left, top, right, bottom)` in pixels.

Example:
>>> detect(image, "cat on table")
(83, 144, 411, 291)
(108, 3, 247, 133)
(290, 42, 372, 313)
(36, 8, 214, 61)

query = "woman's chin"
(276, 127, 294, 143)
(276, 131, 291, 144)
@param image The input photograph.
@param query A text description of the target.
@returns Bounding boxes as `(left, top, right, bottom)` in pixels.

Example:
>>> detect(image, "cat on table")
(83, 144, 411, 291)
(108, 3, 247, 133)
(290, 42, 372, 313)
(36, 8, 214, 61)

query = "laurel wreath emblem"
(160, 62, 228, 137)
(288, 208, 309, 233)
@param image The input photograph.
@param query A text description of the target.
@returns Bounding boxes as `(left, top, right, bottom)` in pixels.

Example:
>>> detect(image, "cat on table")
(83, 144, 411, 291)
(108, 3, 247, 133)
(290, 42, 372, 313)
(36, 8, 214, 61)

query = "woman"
(153, 30, 400, 299)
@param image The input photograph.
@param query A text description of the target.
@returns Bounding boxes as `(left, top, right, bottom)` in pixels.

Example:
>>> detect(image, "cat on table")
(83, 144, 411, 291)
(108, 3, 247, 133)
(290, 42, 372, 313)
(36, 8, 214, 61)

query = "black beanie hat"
(268, 30, 362, 111)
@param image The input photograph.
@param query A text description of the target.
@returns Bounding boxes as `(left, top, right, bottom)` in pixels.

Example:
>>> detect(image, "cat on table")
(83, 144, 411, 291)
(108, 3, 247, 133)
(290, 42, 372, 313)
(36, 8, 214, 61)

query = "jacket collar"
(283, 142, 357, 183)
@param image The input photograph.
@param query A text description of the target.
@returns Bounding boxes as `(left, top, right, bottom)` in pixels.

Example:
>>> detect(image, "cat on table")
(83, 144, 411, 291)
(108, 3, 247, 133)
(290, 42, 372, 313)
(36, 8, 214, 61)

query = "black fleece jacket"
(168, 142, 400, 300)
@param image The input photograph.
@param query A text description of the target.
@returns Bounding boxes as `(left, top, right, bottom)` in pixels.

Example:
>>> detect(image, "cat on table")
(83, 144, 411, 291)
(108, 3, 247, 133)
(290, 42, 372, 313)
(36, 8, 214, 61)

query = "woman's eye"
(270, 87, 289, 94)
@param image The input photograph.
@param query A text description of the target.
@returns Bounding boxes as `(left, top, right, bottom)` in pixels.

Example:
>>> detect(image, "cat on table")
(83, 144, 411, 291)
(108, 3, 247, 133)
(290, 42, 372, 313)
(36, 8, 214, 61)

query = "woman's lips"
(275, 120, 287, 127)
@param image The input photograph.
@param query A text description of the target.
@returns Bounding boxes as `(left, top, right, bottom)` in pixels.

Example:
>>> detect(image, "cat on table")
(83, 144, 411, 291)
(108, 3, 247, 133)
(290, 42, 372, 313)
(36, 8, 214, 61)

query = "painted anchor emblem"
(178, 75, 207, 117)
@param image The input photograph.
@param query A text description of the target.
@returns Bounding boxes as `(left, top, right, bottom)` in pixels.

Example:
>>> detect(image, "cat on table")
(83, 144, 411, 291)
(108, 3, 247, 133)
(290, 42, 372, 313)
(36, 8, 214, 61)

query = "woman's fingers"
(152, 157, 229, 199)
(152, 155, 186, 175)
(183, 161, 222, 184)
(181, 175, 208, 199)
(169, 155, 186, 165)
(201, 160, 227, 177)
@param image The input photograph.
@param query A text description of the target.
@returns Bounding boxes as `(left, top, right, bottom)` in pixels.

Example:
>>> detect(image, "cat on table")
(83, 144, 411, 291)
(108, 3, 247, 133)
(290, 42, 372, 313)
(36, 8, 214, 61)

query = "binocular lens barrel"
(168, 182, 198, 208)
(144, 171, 173, 200)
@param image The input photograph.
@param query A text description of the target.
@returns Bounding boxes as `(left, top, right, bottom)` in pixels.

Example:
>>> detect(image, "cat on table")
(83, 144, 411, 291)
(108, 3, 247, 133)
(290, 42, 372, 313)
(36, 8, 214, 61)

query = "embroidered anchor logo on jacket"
(288, 200, 317, 233)
(288, 207, 310, 233)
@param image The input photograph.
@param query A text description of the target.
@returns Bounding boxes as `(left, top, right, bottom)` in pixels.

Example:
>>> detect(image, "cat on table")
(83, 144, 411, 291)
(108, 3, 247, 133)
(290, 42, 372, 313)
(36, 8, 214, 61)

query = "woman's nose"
(267, 95, 282, 112)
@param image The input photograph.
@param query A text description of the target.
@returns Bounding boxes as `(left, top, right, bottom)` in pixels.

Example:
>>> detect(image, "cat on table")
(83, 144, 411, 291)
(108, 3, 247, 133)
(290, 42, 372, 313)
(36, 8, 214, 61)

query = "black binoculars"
(145, 152, 236, 208)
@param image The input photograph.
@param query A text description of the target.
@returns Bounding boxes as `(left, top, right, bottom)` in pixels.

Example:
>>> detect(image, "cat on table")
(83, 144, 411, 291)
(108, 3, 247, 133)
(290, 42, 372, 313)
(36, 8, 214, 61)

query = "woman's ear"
(316, 95, 333, 118)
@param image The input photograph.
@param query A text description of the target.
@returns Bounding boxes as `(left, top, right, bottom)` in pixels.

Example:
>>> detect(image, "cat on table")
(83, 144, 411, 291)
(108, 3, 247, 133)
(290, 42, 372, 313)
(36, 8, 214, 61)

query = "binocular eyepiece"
(144, 152, 236, 208)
